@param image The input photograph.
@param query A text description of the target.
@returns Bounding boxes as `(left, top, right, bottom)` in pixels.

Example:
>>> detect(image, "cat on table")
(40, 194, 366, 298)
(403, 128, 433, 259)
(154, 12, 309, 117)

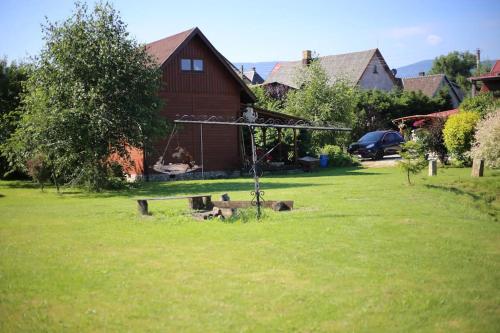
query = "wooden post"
(471, 159, 484, 177)
(277, 128, 282, 162)
(428, 160, 437, 176)
(137, 200, 149, 216)
(293, 129, 298, 164)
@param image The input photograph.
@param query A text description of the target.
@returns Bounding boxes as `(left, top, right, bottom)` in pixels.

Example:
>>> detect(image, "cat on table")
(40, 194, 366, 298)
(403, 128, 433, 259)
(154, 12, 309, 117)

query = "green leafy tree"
(429, 51, 476, 93)
(2, 2, 167, 190)
(0, 59, 31, 177)
(398, 141, 427, 185)
(459, 92, 499, 117)
(443, 111, 480, 165)
(284, 60, 357, 148)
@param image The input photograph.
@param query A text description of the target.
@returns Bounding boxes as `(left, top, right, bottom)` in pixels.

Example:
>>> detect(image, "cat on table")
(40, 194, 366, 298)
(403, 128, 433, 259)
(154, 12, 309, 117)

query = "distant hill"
(232, 62, 278, 80)
(395, 59, 495, 78)
(395, 60, 433, 78)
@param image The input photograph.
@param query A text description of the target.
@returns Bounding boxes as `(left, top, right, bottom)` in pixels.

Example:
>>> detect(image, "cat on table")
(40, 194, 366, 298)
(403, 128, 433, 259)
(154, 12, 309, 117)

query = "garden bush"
(443, 111, 480, 165)
(471, 109, 500, 168)
(320, 145, 360, 167)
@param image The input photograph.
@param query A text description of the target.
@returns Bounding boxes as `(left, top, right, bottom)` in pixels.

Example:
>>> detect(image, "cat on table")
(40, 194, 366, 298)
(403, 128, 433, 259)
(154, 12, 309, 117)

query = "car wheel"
(373, 150, 384, 160)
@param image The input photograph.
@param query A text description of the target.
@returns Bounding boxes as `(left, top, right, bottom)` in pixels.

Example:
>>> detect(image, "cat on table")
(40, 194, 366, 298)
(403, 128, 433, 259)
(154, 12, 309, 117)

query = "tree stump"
(428, 160, 437, 176)
(221, 193, 230, 201)
(188, 196, 213, 210)
(137, 200, 149, 216)
(471, 159, 484, 177)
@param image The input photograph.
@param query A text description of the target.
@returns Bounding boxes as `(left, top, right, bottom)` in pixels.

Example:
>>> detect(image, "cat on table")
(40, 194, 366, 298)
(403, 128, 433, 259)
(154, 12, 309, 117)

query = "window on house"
(193, 59, 204, 71)
(181, 59, 192, 71)
(373, 65, 378, 74)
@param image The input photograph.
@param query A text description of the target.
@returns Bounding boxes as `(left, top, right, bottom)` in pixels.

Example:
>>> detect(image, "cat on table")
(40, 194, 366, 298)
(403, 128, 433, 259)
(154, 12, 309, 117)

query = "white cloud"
(426, 34, 442, 45)
(388, 26, 426, 39)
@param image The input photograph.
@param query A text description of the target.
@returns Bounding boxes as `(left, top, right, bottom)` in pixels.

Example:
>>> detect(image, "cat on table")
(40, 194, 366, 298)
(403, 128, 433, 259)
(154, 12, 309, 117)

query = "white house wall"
(358, 56, 395, 91)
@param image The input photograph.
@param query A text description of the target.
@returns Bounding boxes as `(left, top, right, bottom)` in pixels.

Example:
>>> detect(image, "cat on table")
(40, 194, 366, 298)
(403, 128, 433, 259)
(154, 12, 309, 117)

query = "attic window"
(373, 65, 378, 74)
(193, 59, 204, 71)
(181, 59, 191, 71)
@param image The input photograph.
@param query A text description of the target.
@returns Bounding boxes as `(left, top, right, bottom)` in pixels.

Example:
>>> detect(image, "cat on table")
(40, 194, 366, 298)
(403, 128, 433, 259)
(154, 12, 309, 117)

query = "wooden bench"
(211, 200, 293, 211)
(136, 195, 212, 216)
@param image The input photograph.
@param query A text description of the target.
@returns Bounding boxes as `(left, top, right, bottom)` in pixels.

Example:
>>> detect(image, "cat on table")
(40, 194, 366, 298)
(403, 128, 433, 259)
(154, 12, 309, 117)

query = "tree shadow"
(72, 181, 324, 199)
(0, 181, 39, 189)
(424, 184, 481, 201)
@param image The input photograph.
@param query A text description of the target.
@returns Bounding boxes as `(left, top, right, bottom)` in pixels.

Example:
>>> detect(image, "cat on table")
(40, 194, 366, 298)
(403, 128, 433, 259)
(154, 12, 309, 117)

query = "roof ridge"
(402, 73, 445, 80)
(146, 27, 196, 47)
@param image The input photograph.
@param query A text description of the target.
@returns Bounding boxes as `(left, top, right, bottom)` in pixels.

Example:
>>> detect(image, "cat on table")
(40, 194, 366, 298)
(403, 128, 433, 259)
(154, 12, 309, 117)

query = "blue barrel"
(319, 154, 329, 168)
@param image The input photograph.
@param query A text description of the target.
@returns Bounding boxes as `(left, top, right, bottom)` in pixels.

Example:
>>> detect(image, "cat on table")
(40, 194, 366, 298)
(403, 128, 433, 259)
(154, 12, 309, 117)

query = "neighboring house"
(232, 66, 265, 85)
(469, 60, 500, 97)
(264, 48, 399, 93)
(401, 73, 464, 108)
(243, 67, 265, 85)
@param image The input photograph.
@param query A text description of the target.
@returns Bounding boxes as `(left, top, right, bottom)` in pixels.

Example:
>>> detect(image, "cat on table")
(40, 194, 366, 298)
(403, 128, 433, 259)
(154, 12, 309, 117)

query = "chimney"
(476, 48, 481, 74)
(252, 67, 256, 72)
(419, 71, 425, 77)
(302, 50, 312, 65)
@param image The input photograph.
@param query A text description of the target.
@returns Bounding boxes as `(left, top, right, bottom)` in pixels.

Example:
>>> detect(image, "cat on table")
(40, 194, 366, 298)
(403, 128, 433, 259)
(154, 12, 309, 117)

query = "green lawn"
(0, 167, 499, 332)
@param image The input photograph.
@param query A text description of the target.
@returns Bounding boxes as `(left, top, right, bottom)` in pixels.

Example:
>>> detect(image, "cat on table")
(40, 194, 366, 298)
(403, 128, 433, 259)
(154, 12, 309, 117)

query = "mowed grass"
(0, 167, 499, 332)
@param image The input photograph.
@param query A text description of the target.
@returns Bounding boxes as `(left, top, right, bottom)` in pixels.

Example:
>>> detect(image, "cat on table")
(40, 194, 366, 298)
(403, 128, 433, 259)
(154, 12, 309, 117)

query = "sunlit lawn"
(0, 166, 499, 332)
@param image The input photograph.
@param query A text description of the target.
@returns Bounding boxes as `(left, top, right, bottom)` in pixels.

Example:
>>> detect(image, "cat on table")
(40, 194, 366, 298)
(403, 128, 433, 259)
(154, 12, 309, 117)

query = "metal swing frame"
(173, 114, 351, 218)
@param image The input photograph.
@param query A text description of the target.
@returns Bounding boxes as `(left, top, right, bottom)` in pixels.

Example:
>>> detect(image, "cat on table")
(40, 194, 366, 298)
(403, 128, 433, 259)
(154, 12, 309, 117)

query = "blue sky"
(1, 0, 499, 67)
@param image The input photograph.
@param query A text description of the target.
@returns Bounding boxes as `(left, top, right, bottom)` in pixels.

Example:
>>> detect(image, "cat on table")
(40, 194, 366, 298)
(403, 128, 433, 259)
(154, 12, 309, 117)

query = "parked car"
(348, 130, 405, 160)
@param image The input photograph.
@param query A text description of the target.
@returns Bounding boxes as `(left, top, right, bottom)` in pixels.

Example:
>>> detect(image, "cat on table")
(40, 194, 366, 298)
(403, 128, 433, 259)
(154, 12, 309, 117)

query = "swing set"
(161, 108, 351, 218)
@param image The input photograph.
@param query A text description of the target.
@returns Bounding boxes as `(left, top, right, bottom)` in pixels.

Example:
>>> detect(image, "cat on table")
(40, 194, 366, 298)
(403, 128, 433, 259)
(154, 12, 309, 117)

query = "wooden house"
(126, 28, 296, 180)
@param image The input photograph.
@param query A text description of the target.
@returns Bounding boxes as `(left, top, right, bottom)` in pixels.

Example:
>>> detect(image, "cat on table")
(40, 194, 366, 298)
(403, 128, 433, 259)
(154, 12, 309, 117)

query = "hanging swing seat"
(153, 159, 200, 175)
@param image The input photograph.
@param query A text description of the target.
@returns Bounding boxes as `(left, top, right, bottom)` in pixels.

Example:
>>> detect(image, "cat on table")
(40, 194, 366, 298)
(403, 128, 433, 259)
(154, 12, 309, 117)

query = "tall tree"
(2, 2, 167, 190)
(428, 51, 476, 93)
(284, 61, 357, 148)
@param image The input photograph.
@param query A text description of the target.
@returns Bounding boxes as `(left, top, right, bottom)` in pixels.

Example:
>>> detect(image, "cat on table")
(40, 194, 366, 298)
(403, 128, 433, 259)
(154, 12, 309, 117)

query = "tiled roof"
(145, 28, 196, 66)
(265, 49, 379, 88)
(402, 74, 446, 97)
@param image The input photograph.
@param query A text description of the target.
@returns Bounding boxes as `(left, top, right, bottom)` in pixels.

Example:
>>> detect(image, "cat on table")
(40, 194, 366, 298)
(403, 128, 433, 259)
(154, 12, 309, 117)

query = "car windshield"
(358, 132, 384, 142)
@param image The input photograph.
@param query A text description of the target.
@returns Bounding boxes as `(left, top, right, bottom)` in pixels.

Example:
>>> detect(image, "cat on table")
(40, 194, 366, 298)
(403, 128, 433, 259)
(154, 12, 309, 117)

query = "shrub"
(471, 109, 500, 168)
(460, 93, 499, 117)
(398, 141, 427, 185)
(414, 119, 447, 163)
(320, 145, 360, 167)
(443, 111, 480, 165)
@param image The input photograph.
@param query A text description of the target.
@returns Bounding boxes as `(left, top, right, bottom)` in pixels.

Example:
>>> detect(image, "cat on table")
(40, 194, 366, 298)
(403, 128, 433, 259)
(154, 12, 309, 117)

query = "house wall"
(150, 35, 243, 173)
(358, 55, 395, 91)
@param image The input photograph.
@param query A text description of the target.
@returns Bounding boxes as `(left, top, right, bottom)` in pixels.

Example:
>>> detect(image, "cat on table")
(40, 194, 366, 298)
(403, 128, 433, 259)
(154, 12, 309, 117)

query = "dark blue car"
(348, 130, 405, 160)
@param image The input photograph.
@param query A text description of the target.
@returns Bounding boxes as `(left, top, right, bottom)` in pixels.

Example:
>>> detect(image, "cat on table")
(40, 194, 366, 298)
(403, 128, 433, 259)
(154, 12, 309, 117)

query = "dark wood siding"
(150, 35, 242, 172)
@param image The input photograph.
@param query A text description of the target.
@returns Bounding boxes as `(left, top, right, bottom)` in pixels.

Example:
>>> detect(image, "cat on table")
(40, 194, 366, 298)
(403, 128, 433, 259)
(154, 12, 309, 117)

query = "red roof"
(469, 60, 500, 81)
(392, 109, 459, 124)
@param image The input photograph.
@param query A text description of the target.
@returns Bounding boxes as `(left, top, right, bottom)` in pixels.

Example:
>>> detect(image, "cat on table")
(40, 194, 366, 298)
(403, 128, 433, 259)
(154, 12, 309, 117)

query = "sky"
(1, 0, 499, 68)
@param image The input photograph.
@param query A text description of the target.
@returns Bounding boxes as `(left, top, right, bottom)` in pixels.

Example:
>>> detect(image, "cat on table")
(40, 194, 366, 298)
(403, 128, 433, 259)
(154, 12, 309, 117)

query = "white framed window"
(181, 58, 192, 71)
(193, 59, 204, 71)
